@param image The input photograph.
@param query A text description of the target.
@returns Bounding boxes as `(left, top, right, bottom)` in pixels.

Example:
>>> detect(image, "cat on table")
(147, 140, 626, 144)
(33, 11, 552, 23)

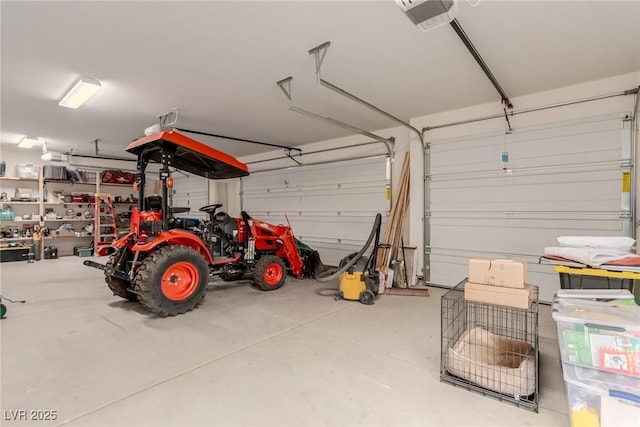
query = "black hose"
(315, 213, 382, 283)
(0, 294, 26, 303)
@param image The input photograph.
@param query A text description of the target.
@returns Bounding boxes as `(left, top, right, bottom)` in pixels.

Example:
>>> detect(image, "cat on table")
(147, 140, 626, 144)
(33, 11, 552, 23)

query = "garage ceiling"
(1, 0, 639, 159)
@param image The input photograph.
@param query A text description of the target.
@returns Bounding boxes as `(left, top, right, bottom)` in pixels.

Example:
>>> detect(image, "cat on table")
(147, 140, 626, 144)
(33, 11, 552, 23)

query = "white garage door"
(171, 174, 208, 220)
(426, 114, 633, 302)
(242, 156, 390, 266)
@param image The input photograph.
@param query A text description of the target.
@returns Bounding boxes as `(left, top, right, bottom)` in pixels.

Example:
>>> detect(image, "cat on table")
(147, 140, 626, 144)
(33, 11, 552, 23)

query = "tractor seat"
(144, 194, 162, 211)
(214, 212, 238, 240)
(214, 211, 230, 223)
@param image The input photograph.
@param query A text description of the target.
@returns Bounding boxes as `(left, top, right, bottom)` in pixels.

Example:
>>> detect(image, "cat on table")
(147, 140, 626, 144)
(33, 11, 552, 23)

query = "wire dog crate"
(440, 280, 539, 412)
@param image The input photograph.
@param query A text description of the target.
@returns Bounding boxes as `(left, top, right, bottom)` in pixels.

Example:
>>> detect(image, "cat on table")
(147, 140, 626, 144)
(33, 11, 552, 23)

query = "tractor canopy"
(126, 130, 249, 179)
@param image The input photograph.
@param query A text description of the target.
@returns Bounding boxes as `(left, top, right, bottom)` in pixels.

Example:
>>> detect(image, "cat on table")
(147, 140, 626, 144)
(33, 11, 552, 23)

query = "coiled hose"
(315, 213, 382, 283)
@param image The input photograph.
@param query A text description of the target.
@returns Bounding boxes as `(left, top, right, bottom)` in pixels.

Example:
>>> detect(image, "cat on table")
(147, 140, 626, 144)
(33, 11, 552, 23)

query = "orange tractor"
(85, 131, 320, 316)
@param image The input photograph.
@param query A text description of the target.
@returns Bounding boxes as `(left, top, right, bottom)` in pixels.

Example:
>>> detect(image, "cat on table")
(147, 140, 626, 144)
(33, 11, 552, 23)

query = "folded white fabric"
(544, 246, 640, 267)
(557, 236, 635, 251)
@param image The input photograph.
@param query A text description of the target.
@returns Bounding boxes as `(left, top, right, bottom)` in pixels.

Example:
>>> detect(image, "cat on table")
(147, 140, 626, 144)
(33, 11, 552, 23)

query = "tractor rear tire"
(253, 255, 286, 291)
(133, 245, 209, 316)
(105, 248, 137, 301)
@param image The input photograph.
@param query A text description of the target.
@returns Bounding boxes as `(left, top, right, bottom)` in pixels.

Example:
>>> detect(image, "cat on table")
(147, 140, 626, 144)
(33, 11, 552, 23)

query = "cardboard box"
(464, 281, 533, 309)
(468, 258, 527, 288)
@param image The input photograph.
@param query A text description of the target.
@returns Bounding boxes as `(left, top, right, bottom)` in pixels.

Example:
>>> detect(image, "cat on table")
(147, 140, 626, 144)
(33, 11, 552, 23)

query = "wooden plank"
(384, 287, 430, 297)
(377, 152, 410, 270)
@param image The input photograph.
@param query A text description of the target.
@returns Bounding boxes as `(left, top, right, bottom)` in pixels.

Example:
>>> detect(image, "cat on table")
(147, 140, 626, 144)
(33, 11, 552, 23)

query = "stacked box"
(465, 258, 532, 309)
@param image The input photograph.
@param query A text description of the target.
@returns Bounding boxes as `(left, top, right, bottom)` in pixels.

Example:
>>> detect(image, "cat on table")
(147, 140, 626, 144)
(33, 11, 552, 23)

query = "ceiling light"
(18, 136, 39, 148)
(59, 76, 102, 109)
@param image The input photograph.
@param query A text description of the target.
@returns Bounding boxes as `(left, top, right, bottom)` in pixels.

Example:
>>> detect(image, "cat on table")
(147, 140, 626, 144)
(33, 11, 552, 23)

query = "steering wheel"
(199, 203, 223, 215)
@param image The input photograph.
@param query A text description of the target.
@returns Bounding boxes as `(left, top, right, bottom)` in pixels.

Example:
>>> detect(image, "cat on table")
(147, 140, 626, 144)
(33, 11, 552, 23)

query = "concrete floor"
(1, 256, 568, 427)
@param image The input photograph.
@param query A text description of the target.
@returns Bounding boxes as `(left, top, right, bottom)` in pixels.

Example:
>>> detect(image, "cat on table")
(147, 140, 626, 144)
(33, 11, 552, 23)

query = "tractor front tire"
(105, 248, 137, 301)
(253, 255, 286, 291)
(134, 245, 209, 316)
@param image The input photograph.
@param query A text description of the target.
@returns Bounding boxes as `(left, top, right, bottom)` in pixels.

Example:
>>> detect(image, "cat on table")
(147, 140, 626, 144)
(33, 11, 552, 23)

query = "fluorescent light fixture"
(18, 136, 39, 148)
(59, 76, 102, 109)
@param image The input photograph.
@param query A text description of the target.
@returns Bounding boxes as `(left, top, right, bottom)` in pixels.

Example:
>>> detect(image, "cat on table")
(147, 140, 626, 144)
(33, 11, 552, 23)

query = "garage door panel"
(243, 181, 384, 196)
(432, 121, 623, 174)
(172, 175, 208, 219)
(427, 115, 631, 302)
(431, 220, 623, 255)
(432, 179, 618, 206)
(243, 156, 389, 266)
(431, 167, 619, 188)
(244, 192, 385, 214)
(431, 150, 620, 175)
(243, 159, 385, 190)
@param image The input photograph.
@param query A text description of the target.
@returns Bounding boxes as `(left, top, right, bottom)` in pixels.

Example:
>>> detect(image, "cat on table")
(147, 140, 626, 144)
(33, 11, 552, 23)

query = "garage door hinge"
(424, 211, 432, 217)
(619, 211, 632, 219)
(620, 159, 632, 168)
(425, 143, 431, 150)
(425, 175, 431, 182)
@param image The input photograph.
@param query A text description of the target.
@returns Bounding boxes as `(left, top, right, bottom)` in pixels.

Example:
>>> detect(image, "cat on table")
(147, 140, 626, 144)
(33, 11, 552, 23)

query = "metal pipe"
(161, 151, 169, 231)
(423, 141, 430, 283)
(69, 153, 136, 162)
(422, 87, 640, 132)
(175, 127, 301, 153)
(289, 106, 394, 155)
(449, 19, 512, 109)
(319, 78, 424, 144)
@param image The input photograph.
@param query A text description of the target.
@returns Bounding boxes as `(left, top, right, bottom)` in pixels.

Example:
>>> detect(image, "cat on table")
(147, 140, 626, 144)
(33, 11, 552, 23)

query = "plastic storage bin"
(76, 247, 92, 257)
(552, 298, 640, 378)
(564, 365, 639, 427)
(0, 207, 15, 220)
(555, 265, 637, 291)
(43, 165, 68, 180)
(0, 247, 31, 263)
(16, 164, 39, 179)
